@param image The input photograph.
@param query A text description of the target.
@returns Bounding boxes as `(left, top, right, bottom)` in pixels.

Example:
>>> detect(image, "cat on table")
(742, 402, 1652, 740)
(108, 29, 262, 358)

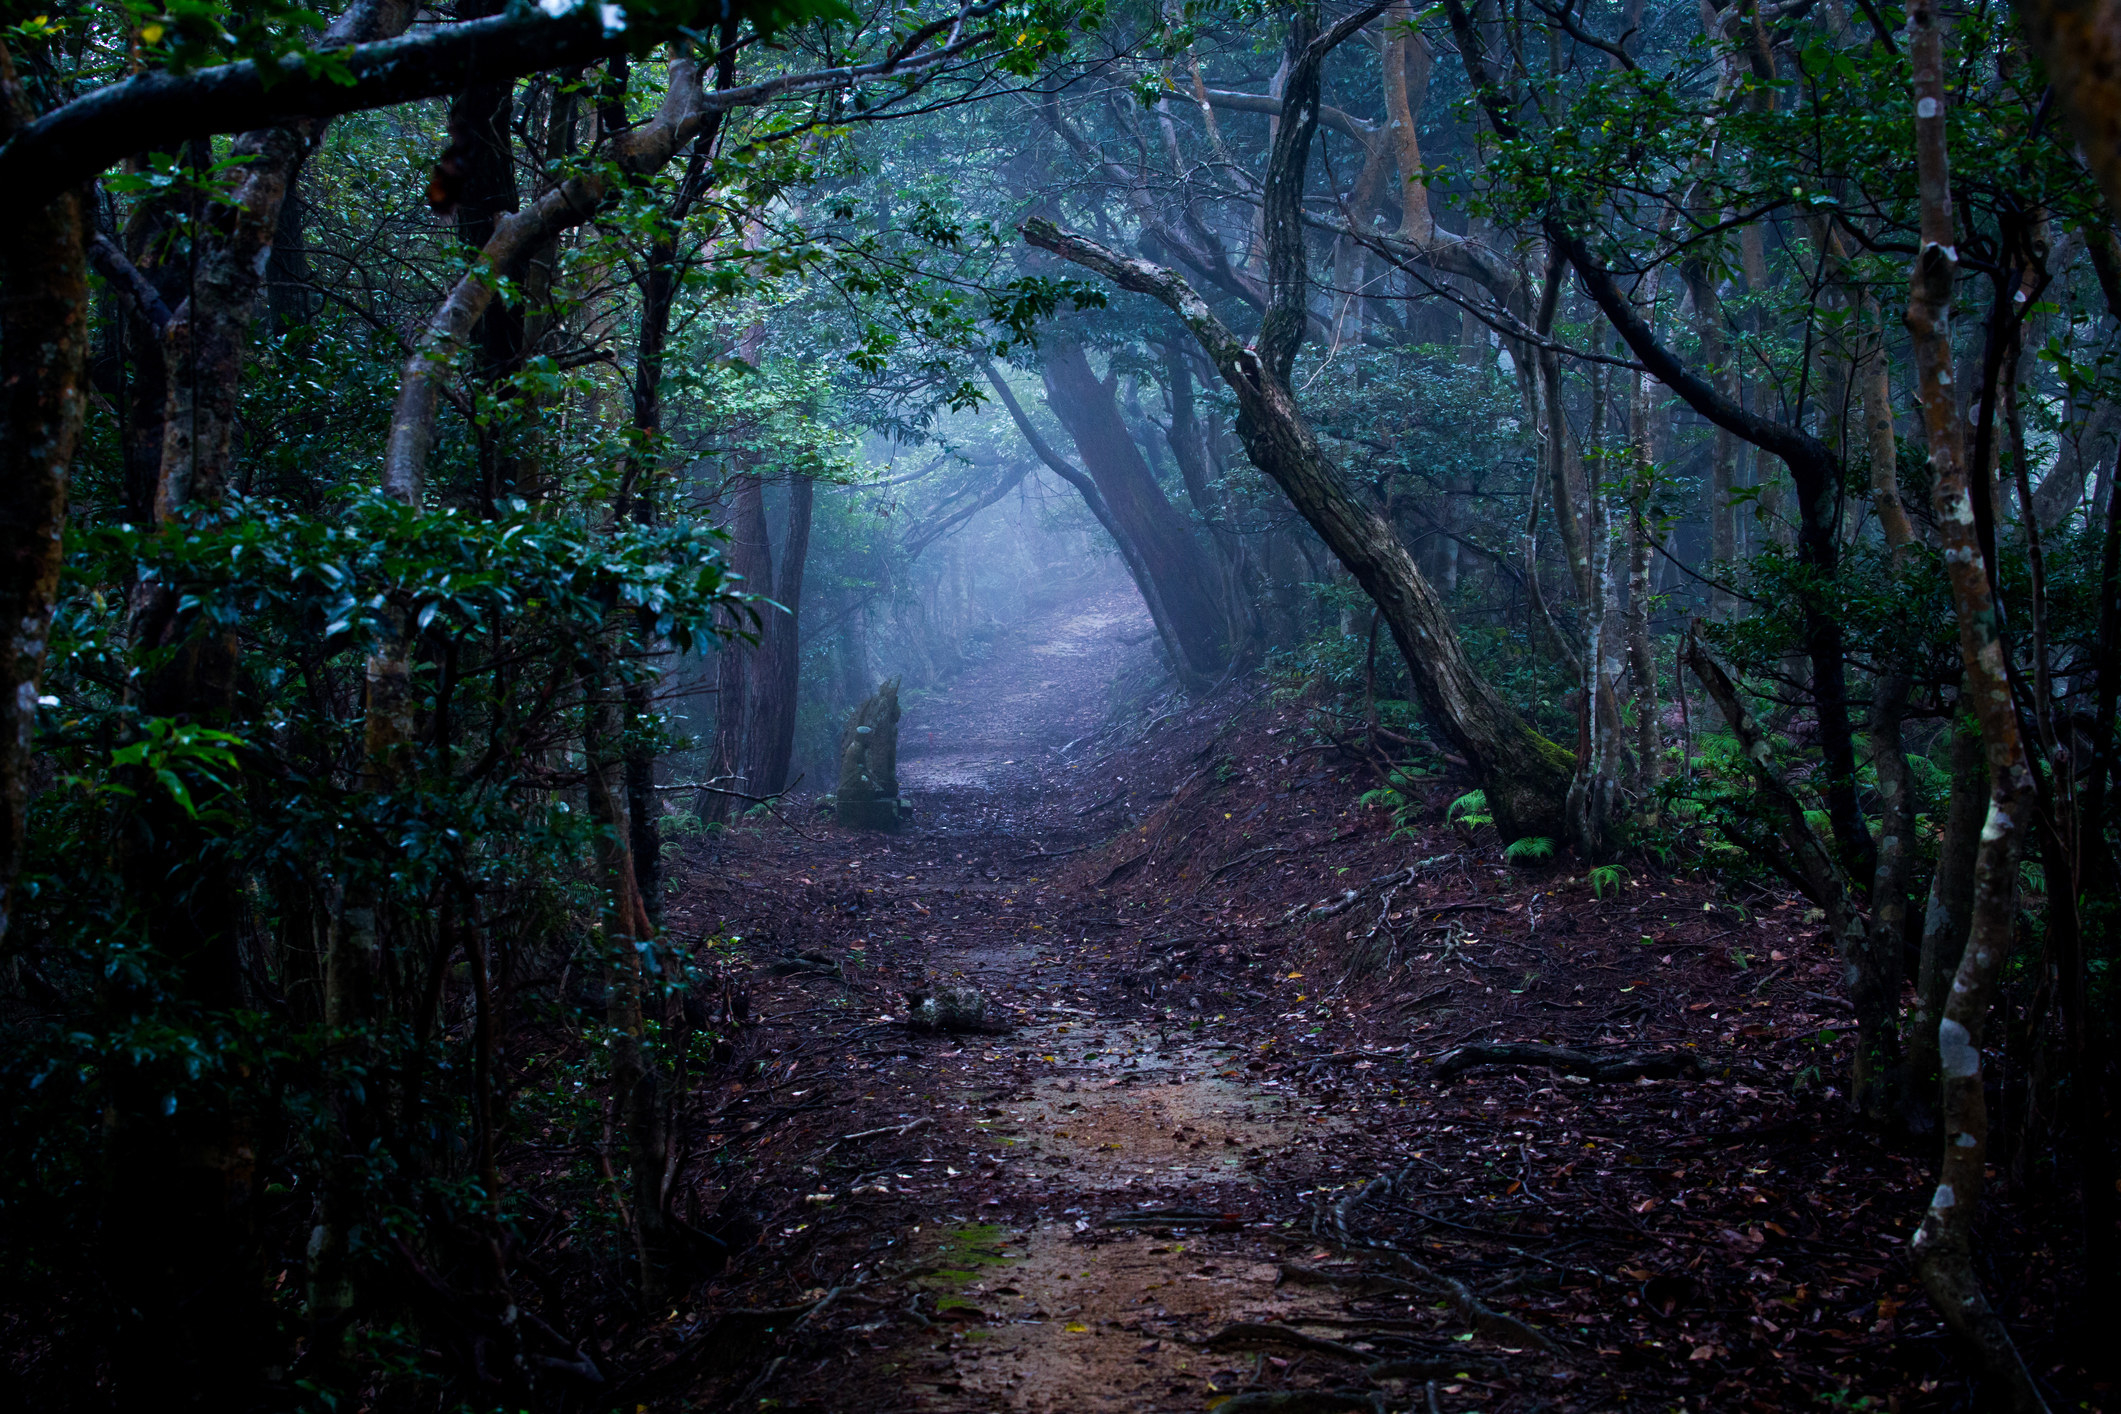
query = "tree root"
(1318, 1177, 1565, 1356)
(1207, 1391, 1385, 1414)
(1204, 1322, 1500, 1388)
(1205, 1322, 1376, 1362)
(1431, 1041, 1700, 1083)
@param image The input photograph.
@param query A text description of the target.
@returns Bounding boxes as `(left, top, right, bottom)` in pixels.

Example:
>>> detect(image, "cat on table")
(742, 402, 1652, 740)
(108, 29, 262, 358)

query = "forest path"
(679, 582, 1374, 1413)
(825, 585, 1351, 1413)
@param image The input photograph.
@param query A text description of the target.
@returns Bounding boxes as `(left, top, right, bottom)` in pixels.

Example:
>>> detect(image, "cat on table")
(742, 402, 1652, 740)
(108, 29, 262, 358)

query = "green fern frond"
(1503, 835, 1556, 863)
(1446, 789, 1488, 823)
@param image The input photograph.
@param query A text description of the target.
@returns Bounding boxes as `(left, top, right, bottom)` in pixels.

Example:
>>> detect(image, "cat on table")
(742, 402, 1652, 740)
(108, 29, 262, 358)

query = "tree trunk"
(1905, 698, 1985, 1133)
(1041, 339, 1228, 685)
(1444, 0, 1876, 882)
(706, 462, 814, 818)
(1018, 227, 1573, 836)
(586, 675, 675, 1304)
(1625, 350, 1663, 798)
(1904, 8, 2051, 1404)
(743, 474, 814, 799)
(0, 85, 87, 950)
(1163, 345, 1262, 661)
(707, 471, 771, 822)
(1857, 274, 1918, 1125)
(1686, 633, 1903, 1117)
(983, 359, 1198, 678)
(1679, 258, 1740, 618)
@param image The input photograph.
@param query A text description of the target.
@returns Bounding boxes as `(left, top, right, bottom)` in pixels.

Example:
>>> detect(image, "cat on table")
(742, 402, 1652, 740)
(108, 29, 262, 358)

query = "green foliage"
(1359, 765, 1433, 840)
(1588, 863, 1628, 899)
(8, 490, 745, 1399)
(1503, 835, 1556, 864)
(1447, 789, 1493, 831)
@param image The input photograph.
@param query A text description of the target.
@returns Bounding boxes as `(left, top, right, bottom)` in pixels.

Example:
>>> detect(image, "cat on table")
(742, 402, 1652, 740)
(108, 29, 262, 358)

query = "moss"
(915, 1222, 1018, 1295)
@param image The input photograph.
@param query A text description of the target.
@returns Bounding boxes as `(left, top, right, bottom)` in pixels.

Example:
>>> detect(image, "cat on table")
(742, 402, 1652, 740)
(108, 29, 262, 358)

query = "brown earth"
(631, 582, 2101, 1414)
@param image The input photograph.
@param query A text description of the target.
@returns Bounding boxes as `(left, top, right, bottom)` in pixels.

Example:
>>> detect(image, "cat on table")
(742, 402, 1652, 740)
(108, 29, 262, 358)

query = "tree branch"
(87, 232, 173, 333)
(2, 0, 1005, 208)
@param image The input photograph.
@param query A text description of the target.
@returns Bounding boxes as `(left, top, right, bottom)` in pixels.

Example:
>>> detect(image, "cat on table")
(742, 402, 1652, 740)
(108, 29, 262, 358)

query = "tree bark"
(1904, 7, 2051, 1404)
(1162, 345, 1261, 661)
(2017, 0, 2121, 222)
(1624, 297, 1664, 798)
(586, 672, 675, 1303)
(0, 56, 86, 950)
(1678, 257, 1739, 618)
(706, 465, 814, 819)
(1041, 339, 1228, 685)
(1024, 7, 1567, 839)
(745, 474, 814, 799)
(708, 469, 770, 821)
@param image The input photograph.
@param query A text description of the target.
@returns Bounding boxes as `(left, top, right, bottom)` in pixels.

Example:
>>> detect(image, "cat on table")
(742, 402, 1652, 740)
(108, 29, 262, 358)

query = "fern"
(1360, 767, 1432, 840)
(1588, 863, 1628, 898)
(1446, 789, 1493, 830)
(1503, 835, 1556, 863)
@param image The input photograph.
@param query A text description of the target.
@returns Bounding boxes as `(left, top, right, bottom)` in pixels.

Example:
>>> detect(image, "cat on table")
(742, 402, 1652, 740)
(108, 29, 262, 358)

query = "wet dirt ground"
(654, 583, 2102, 1414)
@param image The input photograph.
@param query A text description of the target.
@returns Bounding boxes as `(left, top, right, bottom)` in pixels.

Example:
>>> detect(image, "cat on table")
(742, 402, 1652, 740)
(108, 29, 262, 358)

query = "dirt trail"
(801, 589, 1366, 1412)
(669, 588, 1398, 1412)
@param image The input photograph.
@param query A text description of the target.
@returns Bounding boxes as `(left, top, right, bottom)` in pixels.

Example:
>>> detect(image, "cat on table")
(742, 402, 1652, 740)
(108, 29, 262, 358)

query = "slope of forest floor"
(643, 583, 2099, 1414)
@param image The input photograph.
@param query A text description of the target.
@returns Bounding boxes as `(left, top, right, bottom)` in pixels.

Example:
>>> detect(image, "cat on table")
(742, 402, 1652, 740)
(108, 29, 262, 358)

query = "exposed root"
(1207, 1391, 1385, 1414)
(1316, 1176, 1565, 1357)
(1430, 1041, 1701, 1084)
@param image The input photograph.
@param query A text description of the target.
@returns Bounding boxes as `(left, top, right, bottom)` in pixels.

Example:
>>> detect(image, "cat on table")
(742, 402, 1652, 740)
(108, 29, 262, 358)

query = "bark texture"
(706, 469, 814, 820)
(1683, 634, 1895, 1104)
(982, 359, 1197, 678)
(0, 92, 86, 948)
(1904, 8, 2050, 1405)
(2017, 0, 2121, 222)
(1443, 0, 1873, 884)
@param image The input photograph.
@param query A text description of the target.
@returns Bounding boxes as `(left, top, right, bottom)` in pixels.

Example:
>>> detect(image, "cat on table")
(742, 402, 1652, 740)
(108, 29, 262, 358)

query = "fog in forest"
(0, 0, 2115, 1410)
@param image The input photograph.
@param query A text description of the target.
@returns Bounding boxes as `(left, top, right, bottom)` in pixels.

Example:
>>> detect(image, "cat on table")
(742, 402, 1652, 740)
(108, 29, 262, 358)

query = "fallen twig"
(819, 1116, 932, 1156)
(1211, 844, 1294, 879)
(1100, 1207, 1240, 1230)
(1205, 1390, 1385, 1414)
(1014, 839, 1103, 863)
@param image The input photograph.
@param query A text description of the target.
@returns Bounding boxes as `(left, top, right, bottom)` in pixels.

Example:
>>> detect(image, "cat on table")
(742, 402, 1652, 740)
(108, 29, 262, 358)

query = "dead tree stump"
(834, 677, 902, 830)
